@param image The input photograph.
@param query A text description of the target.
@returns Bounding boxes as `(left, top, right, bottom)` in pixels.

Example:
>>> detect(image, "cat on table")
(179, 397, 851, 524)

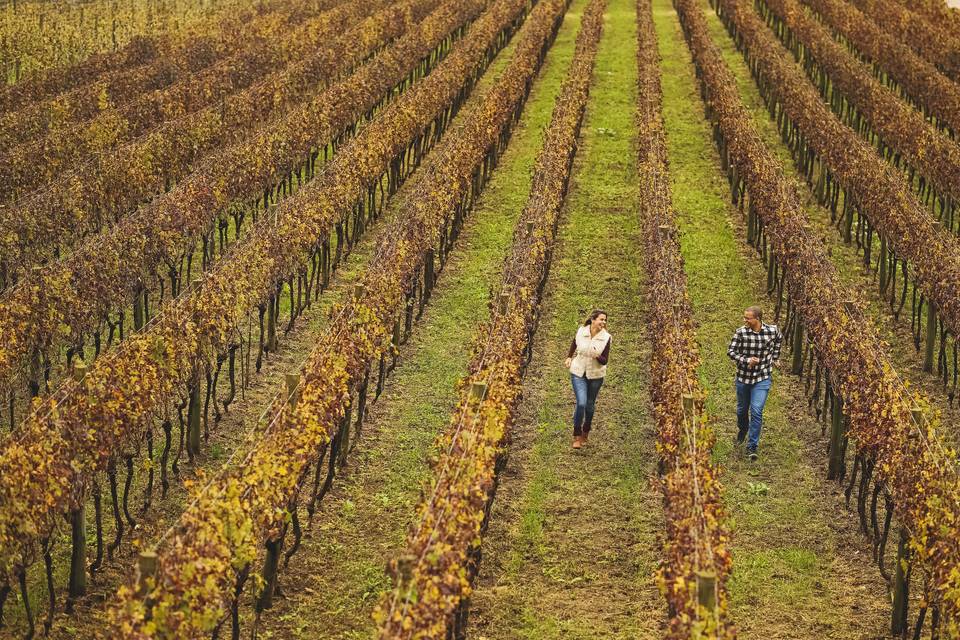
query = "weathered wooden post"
(136, 550, 158, 596)
(470, 381, 487, 402)
(285, 372, 299, 409)
(498, 290, 511, 315)
(695, 570, 718, 628)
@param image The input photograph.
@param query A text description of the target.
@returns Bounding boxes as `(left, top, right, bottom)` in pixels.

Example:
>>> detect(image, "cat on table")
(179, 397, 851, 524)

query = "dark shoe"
(748, 449, 758, 462)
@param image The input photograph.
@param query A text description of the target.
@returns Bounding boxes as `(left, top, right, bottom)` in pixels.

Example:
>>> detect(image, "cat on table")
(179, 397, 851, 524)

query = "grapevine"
(635, 0, 735, 635)
(675, 0, 960, 630)
(378, 0, 602, 635)
(105, 0, 567, 636)
(0, 0, 531, 629)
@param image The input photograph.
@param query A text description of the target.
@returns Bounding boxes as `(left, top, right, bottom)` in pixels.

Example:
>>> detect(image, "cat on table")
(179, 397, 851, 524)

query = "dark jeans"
(735, 377, 772, 451)
(571, 373, 603, 436)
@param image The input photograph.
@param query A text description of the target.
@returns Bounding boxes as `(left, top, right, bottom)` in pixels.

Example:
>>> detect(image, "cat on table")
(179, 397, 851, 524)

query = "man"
(727, 305, 782, 461)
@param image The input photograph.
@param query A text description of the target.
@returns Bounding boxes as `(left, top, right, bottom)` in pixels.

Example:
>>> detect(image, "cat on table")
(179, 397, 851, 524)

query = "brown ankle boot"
(572, 436, 582, 449)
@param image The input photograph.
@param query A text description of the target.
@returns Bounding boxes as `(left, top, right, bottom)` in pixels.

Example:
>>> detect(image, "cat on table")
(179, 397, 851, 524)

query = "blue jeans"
(735, 377, 772, 451)
(571, 373, 604, 436)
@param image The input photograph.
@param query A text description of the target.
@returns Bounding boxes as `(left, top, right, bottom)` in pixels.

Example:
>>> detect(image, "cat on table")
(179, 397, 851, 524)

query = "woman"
(564, 309, 611, 449)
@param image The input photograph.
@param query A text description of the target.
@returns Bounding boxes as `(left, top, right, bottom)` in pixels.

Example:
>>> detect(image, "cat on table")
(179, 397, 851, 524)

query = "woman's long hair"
(583, 309, 608, 326)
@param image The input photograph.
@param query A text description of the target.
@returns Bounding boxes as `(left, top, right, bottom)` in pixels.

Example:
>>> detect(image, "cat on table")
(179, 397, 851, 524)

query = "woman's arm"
(596, 337, 611, 365)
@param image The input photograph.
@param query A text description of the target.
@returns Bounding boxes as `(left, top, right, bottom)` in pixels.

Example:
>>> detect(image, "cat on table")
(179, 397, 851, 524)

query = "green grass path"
(467, 0, 665, 636)
(254, 3, 589, 636)
(652, 0, 890, 636)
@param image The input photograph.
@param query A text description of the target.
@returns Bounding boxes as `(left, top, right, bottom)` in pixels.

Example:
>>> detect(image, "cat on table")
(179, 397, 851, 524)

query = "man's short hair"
(745, 305, 763, 321)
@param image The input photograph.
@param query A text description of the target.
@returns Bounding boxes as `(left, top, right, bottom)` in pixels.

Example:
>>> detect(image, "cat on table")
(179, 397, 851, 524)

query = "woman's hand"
(564, 357, 572, 369)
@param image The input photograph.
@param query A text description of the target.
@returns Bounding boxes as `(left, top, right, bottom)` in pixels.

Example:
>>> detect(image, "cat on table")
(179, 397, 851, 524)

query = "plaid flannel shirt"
(727, 323, 783, 383)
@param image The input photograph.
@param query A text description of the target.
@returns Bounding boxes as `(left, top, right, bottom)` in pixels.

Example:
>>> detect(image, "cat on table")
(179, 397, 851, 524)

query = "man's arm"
(727, 330, 746, 364)
(767, 326, 784, 364)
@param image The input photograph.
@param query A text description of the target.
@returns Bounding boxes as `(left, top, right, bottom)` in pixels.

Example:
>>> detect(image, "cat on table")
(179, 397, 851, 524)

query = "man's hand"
(564, 357, 572, 369)
(773, 359, 783, 371)
(747, 356, 760, 368)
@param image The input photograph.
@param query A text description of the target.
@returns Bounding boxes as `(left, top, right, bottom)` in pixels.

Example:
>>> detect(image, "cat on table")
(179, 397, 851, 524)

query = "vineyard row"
(676, 0, 960, 632)
(107, 0, 568, 635)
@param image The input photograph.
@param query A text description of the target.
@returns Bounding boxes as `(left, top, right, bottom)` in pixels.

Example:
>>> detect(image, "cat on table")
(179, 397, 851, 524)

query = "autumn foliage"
(376, 0, 603, 635)
(676, 0, 960, 629)
(635, 0, 735, 636)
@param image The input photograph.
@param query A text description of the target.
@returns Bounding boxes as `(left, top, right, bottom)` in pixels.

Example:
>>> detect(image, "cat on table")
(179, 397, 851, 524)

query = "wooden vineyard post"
(891, 527, 909, 636)
(695, 570, 718, 630)
(498, 290, 511, 315)
(136, 550, 158, 596)
(68, 364, 89, 604)
(470, 381, 487, 403)
(285, 372, 299, 408)
(827, 393, 844, 480)
(923, 298, 937, 373)
(747, 205, 756, 245)
(791, 321, 803, 374)
(681, 393, 694, 416)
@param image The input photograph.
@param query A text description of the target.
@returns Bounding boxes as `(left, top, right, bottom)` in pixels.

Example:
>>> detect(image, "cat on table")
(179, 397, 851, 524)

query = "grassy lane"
(652, 0, 890, 637)
(698, 0, 960, 449)
(467, 0, 665, 636)
(253, 3, 589, 636)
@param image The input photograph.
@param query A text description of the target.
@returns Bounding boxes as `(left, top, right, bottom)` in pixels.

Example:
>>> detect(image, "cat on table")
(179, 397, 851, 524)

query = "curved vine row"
(377, 1, 601, 635)
(676, 0, 960, 631)
(844, 0, 960, 82)
(0, 0, 392, 284)
(0, 0, 458, 420)
(710, 0, 960, 358)
(755, 0, 960, 230)
(0, 0, 530, 626)
(104, 0, 567, 636)
(798, 0, 960, 138)
(0, 0, 341, 157)
(0, 0, 362, 203)
(635, 0, 734, 636)
(0, 0, 252, 83)
(0, 36, 161, 113)
(896, 0, 960, 41)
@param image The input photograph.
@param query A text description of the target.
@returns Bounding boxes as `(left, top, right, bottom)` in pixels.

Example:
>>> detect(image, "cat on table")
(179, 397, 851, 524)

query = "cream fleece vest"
(569, 325, 610, 379)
